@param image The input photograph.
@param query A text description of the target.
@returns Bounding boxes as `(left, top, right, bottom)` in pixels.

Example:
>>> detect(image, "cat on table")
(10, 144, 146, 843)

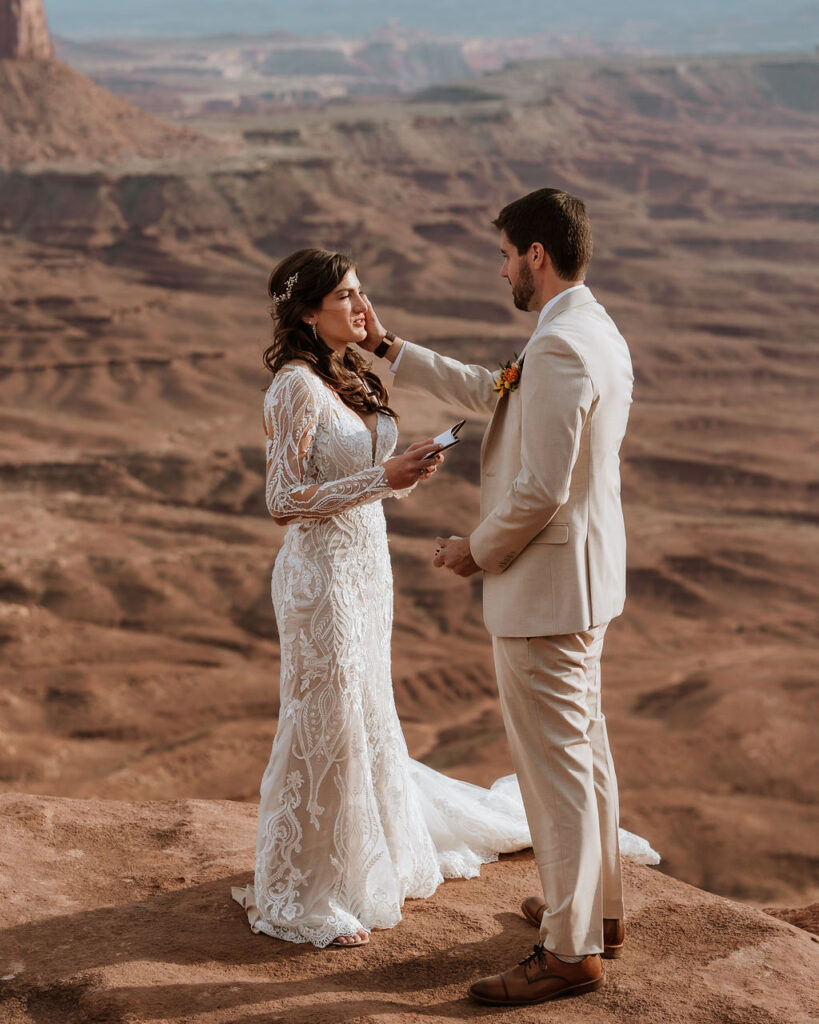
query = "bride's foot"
(329, 929, 369, 948)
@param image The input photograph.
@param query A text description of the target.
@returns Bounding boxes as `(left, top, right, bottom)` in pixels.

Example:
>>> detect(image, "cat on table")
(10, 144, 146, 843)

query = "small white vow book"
(424, 419, 466, 458)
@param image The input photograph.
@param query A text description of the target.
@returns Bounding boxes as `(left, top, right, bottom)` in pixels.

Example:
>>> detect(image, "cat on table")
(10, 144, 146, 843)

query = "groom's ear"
(529, 242, 546, 269)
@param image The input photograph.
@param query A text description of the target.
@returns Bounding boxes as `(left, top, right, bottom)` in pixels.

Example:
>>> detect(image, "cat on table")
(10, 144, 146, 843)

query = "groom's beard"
(512, 262, 535, 311)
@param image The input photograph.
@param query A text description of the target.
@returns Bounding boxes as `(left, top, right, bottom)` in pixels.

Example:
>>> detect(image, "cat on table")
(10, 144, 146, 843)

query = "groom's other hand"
(434, 536, 481, 577)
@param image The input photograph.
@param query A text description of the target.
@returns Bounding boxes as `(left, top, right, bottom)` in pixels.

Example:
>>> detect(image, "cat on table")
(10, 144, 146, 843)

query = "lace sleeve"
(264, 368, 393, 521)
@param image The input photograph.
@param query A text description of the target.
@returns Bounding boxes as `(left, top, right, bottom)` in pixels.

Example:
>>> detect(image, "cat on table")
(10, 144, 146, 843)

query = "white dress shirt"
(536, 284, 586, 330)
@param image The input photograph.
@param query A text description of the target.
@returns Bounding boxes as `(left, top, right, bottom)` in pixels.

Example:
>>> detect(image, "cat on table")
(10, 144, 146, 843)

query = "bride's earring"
(311, 322, 318, 342)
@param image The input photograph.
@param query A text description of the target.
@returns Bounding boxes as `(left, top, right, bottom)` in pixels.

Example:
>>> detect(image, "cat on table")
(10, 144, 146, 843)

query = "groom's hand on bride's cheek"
(359, 295, 384, 352)
(433, 536, 481, 577)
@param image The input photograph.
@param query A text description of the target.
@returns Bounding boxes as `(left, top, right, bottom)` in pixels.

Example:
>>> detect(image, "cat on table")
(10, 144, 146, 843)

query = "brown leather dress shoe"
(603, 917, 625, 959)
(520, 896, 625, 959)
(469, 944, 603, 1006)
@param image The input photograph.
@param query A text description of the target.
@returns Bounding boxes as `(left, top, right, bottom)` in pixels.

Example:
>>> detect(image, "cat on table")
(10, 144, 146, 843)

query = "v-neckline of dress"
(329, 391, 380, 466)
(348, 406, 380, 465)
(283, 363, 381, 466)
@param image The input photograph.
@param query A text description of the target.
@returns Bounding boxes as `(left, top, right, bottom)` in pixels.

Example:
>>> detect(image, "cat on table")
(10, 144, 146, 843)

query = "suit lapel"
(479, 287, 596, 467)
(480, 387, 509, 463)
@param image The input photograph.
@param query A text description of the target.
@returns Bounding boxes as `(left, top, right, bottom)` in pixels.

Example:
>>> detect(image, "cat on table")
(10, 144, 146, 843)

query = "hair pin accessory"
(271, 273, 299, 314)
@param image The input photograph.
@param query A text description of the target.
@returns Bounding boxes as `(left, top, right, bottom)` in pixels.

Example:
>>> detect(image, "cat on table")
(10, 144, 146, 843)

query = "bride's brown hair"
(263, 248, 398, 420)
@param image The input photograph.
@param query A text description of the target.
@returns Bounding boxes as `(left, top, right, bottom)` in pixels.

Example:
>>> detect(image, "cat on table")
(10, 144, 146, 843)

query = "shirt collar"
(536, 284, 586, 329)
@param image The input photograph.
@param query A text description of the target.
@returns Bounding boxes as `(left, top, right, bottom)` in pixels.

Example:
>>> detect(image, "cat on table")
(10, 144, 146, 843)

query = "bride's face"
(306, 269, 368, 352)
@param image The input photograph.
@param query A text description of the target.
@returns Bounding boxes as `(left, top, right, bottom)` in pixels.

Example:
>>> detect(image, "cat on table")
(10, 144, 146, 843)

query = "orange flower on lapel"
(493, 353, 522, 394)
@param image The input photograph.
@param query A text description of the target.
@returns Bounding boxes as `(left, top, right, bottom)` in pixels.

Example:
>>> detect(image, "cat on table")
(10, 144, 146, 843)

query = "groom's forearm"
(389, 339, 498, 416)
(470, 483, 562, 573)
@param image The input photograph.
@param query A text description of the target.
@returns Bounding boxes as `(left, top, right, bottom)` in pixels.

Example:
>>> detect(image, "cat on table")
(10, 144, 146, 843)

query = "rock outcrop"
(0, 793, 817, 1024)
(0, 0, 53, 60)
(0, 0, 227, 169)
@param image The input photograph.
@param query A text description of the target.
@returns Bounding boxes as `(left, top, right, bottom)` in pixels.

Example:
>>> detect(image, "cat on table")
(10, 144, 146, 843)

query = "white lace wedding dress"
(231, 362, 659, 948)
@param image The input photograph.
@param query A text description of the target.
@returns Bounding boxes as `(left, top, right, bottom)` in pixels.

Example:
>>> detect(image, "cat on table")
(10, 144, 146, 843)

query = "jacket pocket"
(531, 524, 569, 544)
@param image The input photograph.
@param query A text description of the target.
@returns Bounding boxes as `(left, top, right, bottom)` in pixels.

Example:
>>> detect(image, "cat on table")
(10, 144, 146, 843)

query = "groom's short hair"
(493, 188, 592, 280)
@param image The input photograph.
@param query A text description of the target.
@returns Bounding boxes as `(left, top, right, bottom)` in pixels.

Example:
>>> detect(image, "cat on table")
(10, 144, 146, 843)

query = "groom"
(362, 187, 633, 1005)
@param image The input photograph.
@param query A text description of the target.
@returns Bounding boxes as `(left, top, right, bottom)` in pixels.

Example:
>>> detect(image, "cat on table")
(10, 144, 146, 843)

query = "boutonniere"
(493, 353, 523, 394)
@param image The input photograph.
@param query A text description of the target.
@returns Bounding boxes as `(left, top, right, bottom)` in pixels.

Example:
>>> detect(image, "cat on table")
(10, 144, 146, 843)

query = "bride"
(232, 247, 657, 949)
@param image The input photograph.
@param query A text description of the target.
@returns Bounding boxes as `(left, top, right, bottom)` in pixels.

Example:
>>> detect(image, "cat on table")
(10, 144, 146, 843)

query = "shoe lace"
(518, 944, 547, 973)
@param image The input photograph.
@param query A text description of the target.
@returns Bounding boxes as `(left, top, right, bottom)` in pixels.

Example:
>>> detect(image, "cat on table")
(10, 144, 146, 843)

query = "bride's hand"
(359, 295, 386, 353)
(384, 441, 444, 489)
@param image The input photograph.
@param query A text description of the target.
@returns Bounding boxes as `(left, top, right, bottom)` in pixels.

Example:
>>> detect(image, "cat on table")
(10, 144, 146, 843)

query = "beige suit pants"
(492, 624, 625, 957)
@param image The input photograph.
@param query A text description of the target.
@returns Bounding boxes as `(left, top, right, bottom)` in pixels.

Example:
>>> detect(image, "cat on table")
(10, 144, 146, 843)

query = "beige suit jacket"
(394, 286, 633, 637)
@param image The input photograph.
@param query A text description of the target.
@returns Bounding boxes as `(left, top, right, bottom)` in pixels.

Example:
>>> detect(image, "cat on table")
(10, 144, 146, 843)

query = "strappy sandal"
(329, 931, 370, 948)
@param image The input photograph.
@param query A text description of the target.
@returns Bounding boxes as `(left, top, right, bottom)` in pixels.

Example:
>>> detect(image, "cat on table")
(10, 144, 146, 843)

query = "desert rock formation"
(0, 0, 53, 60)
(0, 0, 227, 171)
(53, 28, 613, 117)
(0, 793, 817, 1024)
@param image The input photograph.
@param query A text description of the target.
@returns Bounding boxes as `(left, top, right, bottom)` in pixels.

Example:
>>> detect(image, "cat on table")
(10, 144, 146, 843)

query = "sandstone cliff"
(0, 0, 52, 60)
(0, 0, 229, 172)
